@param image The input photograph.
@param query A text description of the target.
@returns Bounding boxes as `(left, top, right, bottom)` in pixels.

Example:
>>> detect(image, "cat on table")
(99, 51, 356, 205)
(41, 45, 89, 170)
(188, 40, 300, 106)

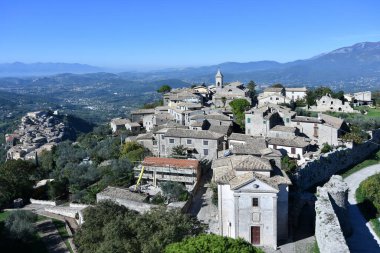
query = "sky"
(1, 0, 380, 70)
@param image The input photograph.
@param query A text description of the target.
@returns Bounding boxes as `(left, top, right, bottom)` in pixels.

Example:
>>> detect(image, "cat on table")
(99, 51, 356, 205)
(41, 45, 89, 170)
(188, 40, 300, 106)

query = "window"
(203, 140, 208, 146)
(247, 118, 251, 124)
(153, 141, 157, 145)
(169, 139, 174, 143)
(286, 118, 289, 123)
(187, 139, 192, 145)
(291, 147, 296, 154)
(263, 120, 266, 124)
(203, 149, 209, 155)
(273, 144, 277, 149)
(161, 135, 164, 140)
(276, 97, 279, 100)
(252, 198, 259, 207)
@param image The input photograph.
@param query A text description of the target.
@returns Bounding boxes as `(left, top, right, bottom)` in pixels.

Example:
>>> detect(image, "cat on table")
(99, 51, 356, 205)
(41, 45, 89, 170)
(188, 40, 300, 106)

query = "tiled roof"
(98, 186, 147, 202)
(234, 155, 272, 171)
(208, 125, 231, 135)
(319, 113, 344, 129)
(264, 87, 284, 92)
(165, 128, 224, 140)
(131, 109, 155, 115)
(285, 87, 307, 92)
(111, 118, 130, 125)
(190, 113, 231, 121)
(292, 116, 321, 124)
(142, 157, 199, 169)
(267, 137, 309, 148)
(270, 125, 296, 133)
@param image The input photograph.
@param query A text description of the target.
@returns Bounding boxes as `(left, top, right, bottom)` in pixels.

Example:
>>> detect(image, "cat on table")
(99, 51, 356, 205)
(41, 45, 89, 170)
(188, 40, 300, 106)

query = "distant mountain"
(0, 62, 103, 77)
(119, 41, 380, 91)
(1, 41, 380, 91)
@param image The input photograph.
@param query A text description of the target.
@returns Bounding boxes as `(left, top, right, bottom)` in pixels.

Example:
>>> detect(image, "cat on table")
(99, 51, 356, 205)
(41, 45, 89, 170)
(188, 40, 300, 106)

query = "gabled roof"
(208, 125, 231, 136)
(229, 172, 279, 191)
(267, 137, 309, 148)
(234, 155, 272, 171)
(319, 113, 344, 129)
(270, 125, 297, 133)
(164, 128, 224, 140)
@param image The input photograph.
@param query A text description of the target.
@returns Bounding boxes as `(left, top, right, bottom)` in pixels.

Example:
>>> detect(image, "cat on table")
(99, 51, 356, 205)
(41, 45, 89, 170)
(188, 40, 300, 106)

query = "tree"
(342, 125, 369, 144)
(320, 143, 332, 153)
(74, 201, 205, 253)
(4, 210, 37, 243)
(171, 145, 187, 158)
(157, 85, 172, 93)
(165, 234, 264, 253)
(247, 80, 256, 97)
(121, 141, 144, 155)
(271, 83, 284, 88)
(221, 97, 227, 108)
(160, 181, 188, 202)
(281, 155, 297, 174)
(0, 160, 36, 207)
(229, 99, 251, 129)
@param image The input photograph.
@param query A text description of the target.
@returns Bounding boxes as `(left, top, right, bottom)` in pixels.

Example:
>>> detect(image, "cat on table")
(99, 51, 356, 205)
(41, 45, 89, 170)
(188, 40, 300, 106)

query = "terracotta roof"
(142, 157, 199, 169)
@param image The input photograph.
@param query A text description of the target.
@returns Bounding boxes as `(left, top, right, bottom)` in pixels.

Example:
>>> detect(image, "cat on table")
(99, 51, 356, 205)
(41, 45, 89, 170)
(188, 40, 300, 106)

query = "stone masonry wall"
(292, 129, 380, 191)
(315, 176, 350, 253)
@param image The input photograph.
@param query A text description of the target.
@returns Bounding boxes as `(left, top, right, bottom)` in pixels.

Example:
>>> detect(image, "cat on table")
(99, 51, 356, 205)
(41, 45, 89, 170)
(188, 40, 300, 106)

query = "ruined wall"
(292, 130, 380, 191)
(315, 176, 350, 253)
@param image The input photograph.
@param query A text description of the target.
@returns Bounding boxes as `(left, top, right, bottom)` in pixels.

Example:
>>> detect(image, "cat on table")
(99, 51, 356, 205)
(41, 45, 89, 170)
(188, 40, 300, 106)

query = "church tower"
(215, 69, 223, 90)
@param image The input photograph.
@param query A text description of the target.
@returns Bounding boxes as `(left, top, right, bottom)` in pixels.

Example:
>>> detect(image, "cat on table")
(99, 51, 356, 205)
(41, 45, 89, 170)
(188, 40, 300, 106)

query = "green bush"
(321, 143, 332, 153)
(165, 234, 264, 253)
(160, 181, 189, 202)
(4, 210, 37, 242)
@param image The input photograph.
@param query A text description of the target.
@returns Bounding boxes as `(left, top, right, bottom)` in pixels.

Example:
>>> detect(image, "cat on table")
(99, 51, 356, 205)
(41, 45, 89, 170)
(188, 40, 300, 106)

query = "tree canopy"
(157, 85, 172, 93)
(165, 234, 264, 253)
(0, 160, 37, 208)
(229, 98, 251, 129)
(74, 201, 206, 253)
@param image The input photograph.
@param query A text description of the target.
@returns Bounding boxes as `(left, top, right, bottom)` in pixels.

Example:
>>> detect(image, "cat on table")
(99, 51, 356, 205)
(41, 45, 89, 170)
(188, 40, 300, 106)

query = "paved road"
(37, 219, 70, 253)
(344, 164, 380, 253)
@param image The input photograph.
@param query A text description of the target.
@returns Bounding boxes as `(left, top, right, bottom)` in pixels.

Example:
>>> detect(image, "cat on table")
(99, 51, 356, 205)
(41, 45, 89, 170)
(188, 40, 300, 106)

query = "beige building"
(213, 155, 291, 249)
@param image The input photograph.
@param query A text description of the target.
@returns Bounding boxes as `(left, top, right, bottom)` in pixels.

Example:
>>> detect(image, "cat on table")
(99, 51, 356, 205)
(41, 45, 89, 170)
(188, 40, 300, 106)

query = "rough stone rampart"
(315, 176, 350, 253)
(293, 129, 380, 190)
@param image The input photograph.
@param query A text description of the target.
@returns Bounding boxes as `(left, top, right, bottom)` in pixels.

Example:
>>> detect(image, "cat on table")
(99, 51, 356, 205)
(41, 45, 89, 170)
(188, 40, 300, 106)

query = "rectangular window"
(252, 198, 259, 207)
(187, 139, 192, 145)
(291, 147, 296, 154)
(247, 118, 251, 124)
(153, 141, 157, 145)
(203, 149, 209, 155)
(161, 135, 164, 140)
(273, 144, 277, 149)
(203, 140, 208, 146)
(263, 120, 266, 124)
(169, 139, 174, 144)
(286, 118, 289, 123)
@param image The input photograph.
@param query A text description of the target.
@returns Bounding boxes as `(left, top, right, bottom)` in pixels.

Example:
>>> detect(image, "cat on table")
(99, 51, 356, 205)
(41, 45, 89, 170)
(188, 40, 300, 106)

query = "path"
(36, 219, 70, 253)
(188, 171, 219, 234)
(344, 164, 380, 253)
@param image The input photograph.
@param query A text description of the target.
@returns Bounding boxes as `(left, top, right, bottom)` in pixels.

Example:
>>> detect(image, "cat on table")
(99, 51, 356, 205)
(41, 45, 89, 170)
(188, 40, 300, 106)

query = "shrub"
(321, 143, 332, 153)
(4, 210, 37, 242)
(165, 234, 264, 253)
(160, 181, 189, 202)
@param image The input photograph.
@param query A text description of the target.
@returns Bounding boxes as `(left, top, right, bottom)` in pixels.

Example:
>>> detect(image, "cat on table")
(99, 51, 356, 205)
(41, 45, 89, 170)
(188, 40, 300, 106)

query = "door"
(251, 226, 260, 245)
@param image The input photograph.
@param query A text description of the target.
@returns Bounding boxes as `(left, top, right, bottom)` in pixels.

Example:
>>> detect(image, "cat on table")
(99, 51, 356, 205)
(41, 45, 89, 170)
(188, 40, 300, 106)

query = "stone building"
(212, 69, 250, 108)
(135, 157, 201, 190)
(213, 155, 291, 249)
(110, 118, 130, 133)
(160, 128, 225, 160)
(267, 137, 310, 163)
(310, 94, 355, 113)
(130, 109, 155, 123)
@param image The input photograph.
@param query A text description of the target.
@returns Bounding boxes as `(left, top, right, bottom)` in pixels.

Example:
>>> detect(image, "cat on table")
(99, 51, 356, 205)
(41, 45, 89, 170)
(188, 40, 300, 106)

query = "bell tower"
(215, 69, 223, 90)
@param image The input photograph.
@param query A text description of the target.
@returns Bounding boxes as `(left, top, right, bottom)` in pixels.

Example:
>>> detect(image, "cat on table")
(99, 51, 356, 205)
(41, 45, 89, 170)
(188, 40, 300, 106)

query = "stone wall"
(30, 198, 56, 206)
(292, 129, 380, 191)
(315, 176, 350, 253)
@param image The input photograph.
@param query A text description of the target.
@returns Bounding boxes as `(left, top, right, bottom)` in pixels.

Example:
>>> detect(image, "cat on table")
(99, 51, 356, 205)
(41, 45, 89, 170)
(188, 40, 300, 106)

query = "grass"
(341, 149, 380, 178)
(52, 219, 74, 253)
(355, 179, 380, 240)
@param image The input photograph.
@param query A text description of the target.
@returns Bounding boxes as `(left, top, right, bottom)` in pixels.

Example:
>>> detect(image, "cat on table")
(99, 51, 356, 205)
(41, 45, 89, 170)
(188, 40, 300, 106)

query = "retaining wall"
(30, 198, 56, 206)
(293, 129, 380, 191)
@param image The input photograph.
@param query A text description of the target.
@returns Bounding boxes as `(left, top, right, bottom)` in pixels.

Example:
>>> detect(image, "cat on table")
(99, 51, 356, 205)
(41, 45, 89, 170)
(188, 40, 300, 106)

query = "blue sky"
(0, 1, 379, 70)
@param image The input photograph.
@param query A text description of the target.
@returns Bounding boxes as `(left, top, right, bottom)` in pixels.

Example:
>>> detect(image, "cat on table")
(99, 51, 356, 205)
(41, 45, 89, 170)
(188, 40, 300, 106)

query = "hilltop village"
(3, 70, 379, 252)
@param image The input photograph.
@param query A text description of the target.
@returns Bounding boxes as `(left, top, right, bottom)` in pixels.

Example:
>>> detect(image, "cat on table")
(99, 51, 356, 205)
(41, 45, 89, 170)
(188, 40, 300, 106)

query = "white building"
(213, 155, 291, 249)
(310, 94, 355, 113)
